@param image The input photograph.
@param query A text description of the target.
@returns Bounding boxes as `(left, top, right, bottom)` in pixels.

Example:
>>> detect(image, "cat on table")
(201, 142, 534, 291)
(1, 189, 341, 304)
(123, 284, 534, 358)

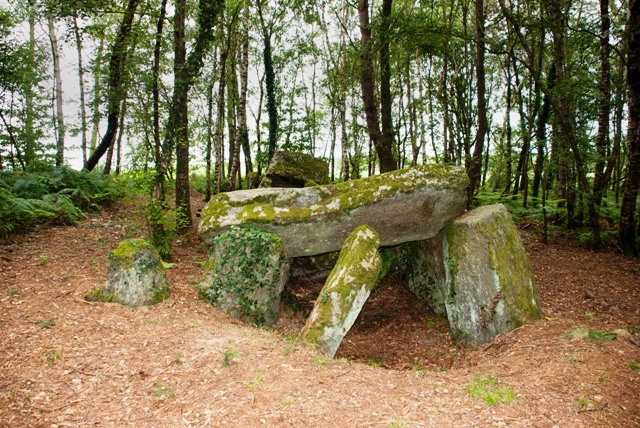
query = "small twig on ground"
(629, 338, 640, 348)
(578, 402, 608, 414)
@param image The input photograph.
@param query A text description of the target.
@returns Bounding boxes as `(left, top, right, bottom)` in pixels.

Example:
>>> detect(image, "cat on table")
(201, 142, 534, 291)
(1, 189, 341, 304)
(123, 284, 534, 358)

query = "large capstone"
(408, 204, 541, 344)
(300, 225, 382, 358)
(198, 225, 290, 326)
(84, 238, 170, 306)
(199, 165, 468, 257)
(259, 150, 330, 188)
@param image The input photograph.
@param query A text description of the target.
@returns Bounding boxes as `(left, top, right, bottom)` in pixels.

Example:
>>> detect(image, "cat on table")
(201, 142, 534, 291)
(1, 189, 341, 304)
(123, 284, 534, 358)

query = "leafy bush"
(0, 164, 123, 236)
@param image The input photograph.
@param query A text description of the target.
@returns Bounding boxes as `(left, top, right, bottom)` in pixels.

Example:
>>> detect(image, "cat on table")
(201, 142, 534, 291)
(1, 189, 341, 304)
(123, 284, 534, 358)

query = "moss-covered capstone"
(199, 164, 468, 257)
(408, 204, 541, 344)
(300, 224, 382, 358)
(259, 150, 330, 188)
(84, 238, 170, 306)
(198, 225, 290, 326)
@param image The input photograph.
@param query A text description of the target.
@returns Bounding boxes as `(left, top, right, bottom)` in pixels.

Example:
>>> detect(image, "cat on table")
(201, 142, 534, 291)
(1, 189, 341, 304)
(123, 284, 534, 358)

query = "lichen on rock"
(199, 164, 468, 257)
(259, 150, 330, 188)
(198, 225, 290, 326)
(408, 204, 542, 344)
(84, 238, 170, 306)
(300, 224, 382, 358)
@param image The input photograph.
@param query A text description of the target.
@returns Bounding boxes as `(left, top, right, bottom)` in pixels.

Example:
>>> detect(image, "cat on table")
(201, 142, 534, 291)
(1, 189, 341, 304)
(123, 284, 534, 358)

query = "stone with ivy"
(199, 165, 468, 257)
(258, 150, 330, 188)
(84, 238, 170, 306)
(408, 204, 542, 344)
(198, 225, 290, 326)
(301, 224, 382, 358)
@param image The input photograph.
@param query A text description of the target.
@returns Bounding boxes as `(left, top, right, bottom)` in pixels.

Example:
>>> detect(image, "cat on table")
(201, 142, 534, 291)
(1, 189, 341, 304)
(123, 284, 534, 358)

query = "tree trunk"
(85, 0, 140, 171)
(230, 7, 249, 190)
(263, 34, 278, 164)
(73, 17, 89, 166)
(238, 8, 252, 176)
(24, 0, 36, 166)
(467, 0, 487, 208)
(151, 0, 168, 202)
(619, 0, 640, 255)
(378, 0, 397, 173)
(166, 0, 224, 233)
(593, 0, 611, 207)
(205, 79, 214, 202)
(48, 17, 65, 167)
(214, 32, 229, 195)
(532, 65, 554, 198)
(172, 0, 190, 233)
(504, 57, 512, 193)
(89, 36, 104, 155)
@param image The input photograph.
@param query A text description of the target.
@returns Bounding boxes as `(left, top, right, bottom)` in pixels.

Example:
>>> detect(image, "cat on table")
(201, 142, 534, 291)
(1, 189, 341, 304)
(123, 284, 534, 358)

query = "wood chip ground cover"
(1, 196, 639, 427)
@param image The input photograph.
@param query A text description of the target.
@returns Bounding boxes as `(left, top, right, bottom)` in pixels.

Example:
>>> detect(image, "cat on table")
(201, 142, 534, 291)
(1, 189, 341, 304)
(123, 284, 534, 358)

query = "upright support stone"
(198, 226, 290, 326)
(84, 238, 170, 306)
(300, 225, 382, 358)
(408, 204, 541, 344)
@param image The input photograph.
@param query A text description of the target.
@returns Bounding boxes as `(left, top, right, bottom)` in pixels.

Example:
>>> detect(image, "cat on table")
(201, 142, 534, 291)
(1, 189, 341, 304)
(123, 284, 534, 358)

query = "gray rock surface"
(408, 204, 541, 344)
(199, 165, 468, 257)
(300, 225, 381, 357)
(84, 238, 169, 306)
(198, 226, 290, 326)
(259, 150, 330, 188)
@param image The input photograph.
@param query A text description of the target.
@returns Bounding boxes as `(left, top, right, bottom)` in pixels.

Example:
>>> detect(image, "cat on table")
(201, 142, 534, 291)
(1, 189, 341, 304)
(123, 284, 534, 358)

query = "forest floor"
(1, 192, 639, 427)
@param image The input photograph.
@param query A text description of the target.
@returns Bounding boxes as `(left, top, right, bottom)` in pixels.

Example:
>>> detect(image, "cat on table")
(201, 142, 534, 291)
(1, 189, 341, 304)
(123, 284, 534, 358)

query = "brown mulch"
(1, 195, 639, 427)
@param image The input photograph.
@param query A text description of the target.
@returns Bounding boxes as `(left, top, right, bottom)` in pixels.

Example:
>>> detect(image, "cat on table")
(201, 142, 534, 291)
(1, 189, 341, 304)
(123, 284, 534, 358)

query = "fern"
(0, 165, 123, 236)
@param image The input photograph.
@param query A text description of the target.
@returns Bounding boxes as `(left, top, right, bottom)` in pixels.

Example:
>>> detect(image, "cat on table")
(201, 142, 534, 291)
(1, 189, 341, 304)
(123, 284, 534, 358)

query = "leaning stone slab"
(84, 238, 170, 306)
(199, 165, 468, 257)
(409, 204, 542, 344)
(300, 225, 382, 357)
(259, 150, 330, 188)
(198, 225, 290, 326)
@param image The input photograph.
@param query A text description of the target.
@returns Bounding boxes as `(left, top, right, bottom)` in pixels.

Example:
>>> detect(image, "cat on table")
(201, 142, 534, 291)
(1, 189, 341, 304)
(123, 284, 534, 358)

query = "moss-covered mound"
(84, 238, 169, 306)
(259, 150, 330, 188)
(199, 164, 468, 257)
(408, 204, 541, 344)
(198, 225, 290, 326)
(300, 224, 382, 358)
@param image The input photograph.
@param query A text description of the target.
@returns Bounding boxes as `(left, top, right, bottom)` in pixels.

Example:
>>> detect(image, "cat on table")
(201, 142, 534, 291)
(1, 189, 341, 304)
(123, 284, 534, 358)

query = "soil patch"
(1, 195, 639, 427)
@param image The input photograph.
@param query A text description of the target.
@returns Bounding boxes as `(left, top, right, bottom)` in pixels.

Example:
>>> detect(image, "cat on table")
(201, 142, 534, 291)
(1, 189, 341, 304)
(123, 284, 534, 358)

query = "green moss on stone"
(198, 225, 289, 326)
(199, 193, 231, 230)
(201, 165, 469, 237)
(83, 287, 115, 303)
(150, 286, 171, 305)
(108, 238, 153, 269)
(302, 225, 381, 349)
(267, 151, 329, 185)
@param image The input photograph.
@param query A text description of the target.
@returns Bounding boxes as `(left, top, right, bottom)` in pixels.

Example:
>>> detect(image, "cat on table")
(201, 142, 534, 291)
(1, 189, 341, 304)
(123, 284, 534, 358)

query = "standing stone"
(408, 204, 541, 344)
(406, 230, 448, 315)
(301, 225, 382, 358)
(84, 238, 170, 306)
(198, 225, 290, 326)
(199, 165, 468, 257)
(259, 150, 330, 188)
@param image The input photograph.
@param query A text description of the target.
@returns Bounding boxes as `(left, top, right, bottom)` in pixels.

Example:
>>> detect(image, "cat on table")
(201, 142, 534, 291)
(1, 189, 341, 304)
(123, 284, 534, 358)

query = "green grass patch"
(565, 326, 616, 345)
(465, 375, 515, 405)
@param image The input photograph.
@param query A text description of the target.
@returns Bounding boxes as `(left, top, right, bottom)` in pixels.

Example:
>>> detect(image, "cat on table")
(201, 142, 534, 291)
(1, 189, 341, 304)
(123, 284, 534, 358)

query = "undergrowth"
(0, 163, 122, 236)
